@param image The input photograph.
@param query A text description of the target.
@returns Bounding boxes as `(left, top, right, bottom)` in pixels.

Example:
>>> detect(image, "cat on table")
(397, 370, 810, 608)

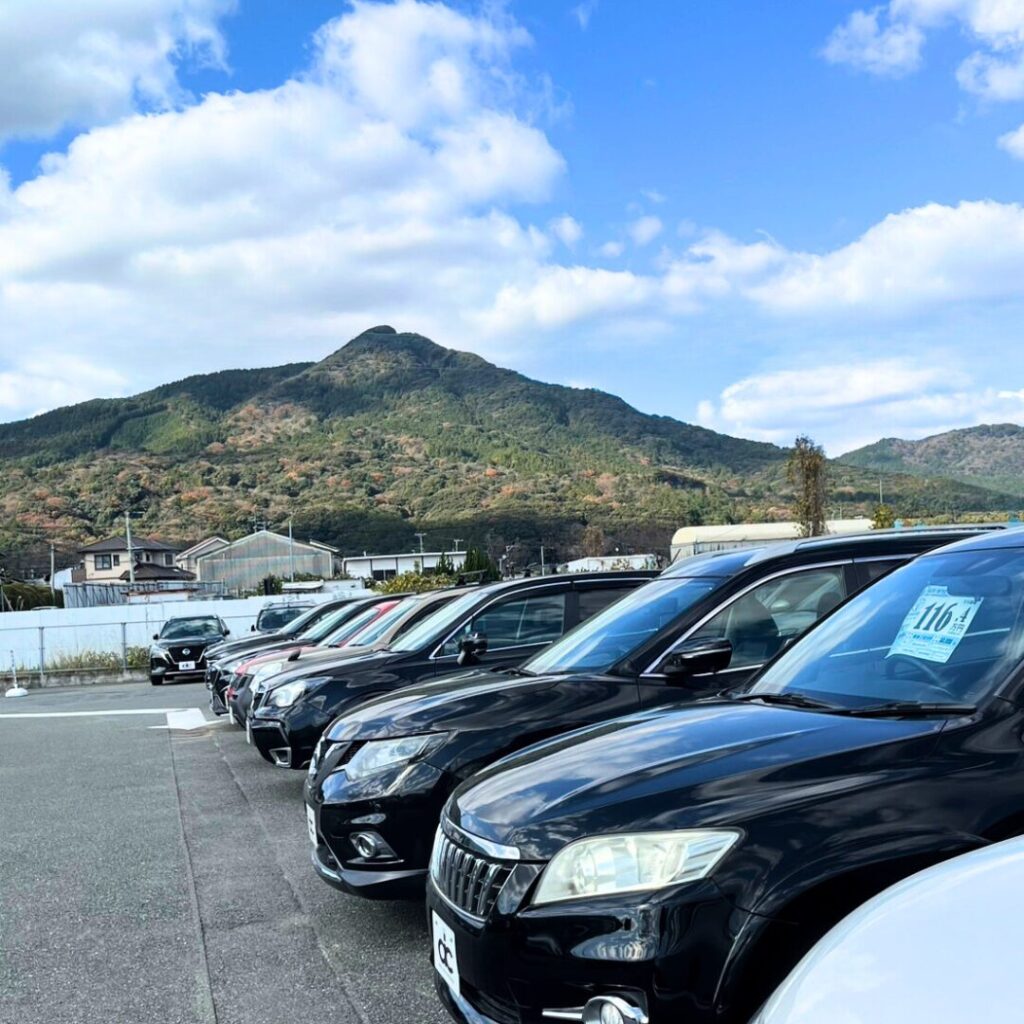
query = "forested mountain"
(1, 327, 1017, 568)
(841, 424, 1024, 498)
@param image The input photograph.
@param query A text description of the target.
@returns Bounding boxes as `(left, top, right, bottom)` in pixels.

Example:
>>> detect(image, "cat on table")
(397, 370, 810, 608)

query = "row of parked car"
(150, 523, 1024, 1023)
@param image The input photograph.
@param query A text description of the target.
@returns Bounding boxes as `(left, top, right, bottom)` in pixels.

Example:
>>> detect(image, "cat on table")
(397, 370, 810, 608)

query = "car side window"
(577, 586, 634, 621)
(441, 593, 567, 655)
(689, 567, 847, 670)
(858, 559, 905, 585)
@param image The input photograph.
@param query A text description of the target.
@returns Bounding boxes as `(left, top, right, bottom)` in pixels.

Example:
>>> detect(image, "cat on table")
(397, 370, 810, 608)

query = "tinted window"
(578, 587, 635, 621)
(442, 593, 567, 655)
(524, 577, 721, 676)
(325, 604, 391, 646)
(389, 589, 490, 653)
(160, 617, 223, 639)
(750, 548, 1024, 707)
(690, 567, 846, 670)
(257, 606, 310, 631)
(859, 559, 905, 584)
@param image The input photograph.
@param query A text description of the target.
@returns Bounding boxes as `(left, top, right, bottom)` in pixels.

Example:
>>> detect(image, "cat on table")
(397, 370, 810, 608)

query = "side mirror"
(457, 633, 488, 667)
(660, 638, 733, 685)
(251, 624, 257, 632)
(223, 629, 231, 636)
(153, 633, 159, 641)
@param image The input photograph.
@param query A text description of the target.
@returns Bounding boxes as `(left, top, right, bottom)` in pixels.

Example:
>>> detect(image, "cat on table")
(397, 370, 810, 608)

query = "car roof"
(662, 525, 1012, 578)
(471, 571, 657, 595)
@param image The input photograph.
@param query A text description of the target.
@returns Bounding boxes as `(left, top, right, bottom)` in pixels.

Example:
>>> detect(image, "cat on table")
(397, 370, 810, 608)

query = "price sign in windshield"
(888, 585, 984, 665)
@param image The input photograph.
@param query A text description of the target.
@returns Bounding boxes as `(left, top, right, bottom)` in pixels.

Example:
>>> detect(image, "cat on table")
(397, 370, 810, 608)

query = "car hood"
(325, 669, 558, 742)
(207, 634, 289, 660)
(451, 700, 946, 860)
(153, 635, 219, 649)
(263, 648, 399, 689)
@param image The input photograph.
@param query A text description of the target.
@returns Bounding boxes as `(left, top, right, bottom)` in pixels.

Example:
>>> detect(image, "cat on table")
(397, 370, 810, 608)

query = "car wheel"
(150, 676, 163, 686)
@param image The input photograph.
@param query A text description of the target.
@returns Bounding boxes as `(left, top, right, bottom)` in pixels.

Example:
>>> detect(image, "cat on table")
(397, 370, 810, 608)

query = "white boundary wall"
(0, 593, 342, 671)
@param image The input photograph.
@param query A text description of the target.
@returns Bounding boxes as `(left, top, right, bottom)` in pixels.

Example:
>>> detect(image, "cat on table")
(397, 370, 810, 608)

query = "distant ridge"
(0, 328, 1017, 563)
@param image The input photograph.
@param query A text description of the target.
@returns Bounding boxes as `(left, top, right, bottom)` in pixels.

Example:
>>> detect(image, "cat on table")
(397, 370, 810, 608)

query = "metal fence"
(0, 595, 324, 681)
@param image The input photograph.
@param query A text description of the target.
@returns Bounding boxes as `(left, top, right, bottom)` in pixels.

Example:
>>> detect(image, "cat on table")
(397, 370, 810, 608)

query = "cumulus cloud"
(550, 214, 583, 247)
(999, 122, 1024, 158)
(0, 0, 568, 421)
(628, 215, 663, 246)
(822, 9, 925, 76)
(572, 1, 599, 30)
(0, 0, 234, 141)
(824, 1, 1024, 102)
(598, 240, 624, 258)
(697, 359, 1024, 452)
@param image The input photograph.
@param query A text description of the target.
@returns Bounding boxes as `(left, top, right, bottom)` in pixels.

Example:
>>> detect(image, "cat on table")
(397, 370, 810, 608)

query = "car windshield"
(324, 603, 392, 646)
(389, 588, 485, 653)
(524, 576, 722, 675)
(346, 598, 413, 646)
(300, 603, 367, 642)
(258, 606, 309, 631)
(748, 547, 1024, 708)
(160, 618, 222, 639)
(288, 604, 339, 637)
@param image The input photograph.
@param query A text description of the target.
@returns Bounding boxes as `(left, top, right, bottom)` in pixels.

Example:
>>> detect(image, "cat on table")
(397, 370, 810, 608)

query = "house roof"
(176, 536, 230, 560)
(80, 535, 182, 554)
(194, 529, 332, 561)
(119, 564, 196, 581)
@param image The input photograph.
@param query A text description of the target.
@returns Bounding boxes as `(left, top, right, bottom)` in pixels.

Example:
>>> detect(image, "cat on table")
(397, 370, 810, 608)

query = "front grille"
(431, 829, 514, 920)
(168, 645, 205, 666)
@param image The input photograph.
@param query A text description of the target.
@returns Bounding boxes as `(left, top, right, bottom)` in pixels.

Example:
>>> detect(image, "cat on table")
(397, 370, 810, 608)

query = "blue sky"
(2, 0, 1024, 453)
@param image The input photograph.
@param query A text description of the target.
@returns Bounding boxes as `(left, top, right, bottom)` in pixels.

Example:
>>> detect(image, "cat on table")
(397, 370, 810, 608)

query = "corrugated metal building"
(195, 531, 336, 593)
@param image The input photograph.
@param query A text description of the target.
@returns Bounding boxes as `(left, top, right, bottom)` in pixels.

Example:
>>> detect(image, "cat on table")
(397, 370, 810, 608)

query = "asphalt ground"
(0, 681, 448, 1024)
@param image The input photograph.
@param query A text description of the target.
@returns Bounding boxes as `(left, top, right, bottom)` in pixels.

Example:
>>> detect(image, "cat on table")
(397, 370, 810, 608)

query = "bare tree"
(787, 436, 827, 537)
(580, 525, 606, 557)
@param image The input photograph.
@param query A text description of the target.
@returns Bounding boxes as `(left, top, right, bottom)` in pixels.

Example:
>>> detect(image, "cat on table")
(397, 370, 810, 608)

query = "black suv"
(149, 615, 230, 685)
(305, 527, 990, 901)
(427, 527, 1024, 1024)
(251, 572, 657, 771)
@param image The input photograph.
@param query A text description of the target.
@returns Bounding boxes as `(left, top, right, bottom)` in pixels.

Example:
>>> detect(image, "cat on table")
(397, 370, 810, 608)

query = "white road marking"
(0, 708, 189, 719)
(0, 707, 219, 731)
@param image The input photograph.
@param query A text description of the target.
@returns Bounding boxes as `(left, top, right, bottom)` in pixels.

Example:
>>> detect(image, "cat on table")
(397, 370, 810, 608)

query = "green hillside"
(841, 424, 1024, 498)
(0, 327, 1017, 568)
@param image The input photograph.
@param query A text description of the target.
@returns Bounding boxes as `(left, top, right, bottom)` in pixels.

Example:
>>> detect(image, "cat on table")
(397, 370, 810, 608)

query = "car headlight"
(251, 662, 285, 691)
(532, 829, 740, 906)
(344, 735, 445, 781)
(150, 647, 170, 661)
(267, 680, 309, 707)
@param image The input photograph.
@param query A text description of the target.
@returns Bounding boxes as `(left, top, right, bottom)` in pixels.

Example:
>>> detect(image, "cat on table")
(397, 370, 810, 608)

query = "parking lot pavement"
(0, 682, 448, 1024)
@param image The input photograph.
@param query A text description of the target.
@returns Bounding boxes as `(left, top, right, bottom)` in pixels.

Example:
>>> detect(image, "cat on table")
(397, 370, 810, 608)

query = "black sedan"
(305, 526, 990, 900)
(427, 526, 1024, 1024)
(149, 615, 230, 685)
(250, 572, 656, 770)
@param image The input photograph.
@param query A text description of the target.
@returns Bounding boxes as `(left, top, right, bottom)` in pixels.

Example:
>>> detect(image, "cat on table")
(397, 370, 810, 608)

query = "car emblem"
(182, 648, 191, 655)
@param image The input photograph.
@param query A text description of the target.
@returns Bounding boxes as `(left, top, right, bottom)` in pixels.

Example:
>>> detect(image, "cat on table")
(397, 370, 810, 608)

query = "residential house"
(78, 536, 186, 583)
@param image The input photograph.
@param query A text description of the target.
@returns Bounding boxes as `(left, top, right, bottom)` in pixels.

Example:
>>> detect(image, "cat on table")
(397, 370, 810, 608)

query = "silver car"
(752, 836, 1024, 1023)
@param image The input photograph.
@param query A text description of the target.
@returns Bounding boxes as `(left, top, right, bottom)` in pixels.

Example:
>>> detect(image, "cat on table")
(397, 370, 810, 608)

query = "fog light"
(351, 831, 397, 860)
(582, 996, 648, 1024)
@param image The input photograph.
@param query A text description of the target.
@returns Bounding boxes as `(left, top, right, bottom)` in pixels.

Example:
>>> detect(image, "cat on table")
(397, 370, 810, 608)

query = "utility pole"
(540, 545, 546, 575)
(125, 511, 136, 586)
(288, 516, 295, 582)
(49, 543, 55, 599)
(878, 478, 884, 506)
(452, 538, 463, 553)
(415, 532, 426, 554)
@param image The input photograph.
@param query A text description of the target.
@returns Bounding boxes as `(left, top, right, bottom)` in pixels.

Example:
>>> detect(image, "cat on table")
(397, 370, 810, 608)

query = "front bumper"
(426, 873, 743, 1024)
(151, 659, 205, 682)
(248, 704, 330, 770)
(305, 759, 450, 899)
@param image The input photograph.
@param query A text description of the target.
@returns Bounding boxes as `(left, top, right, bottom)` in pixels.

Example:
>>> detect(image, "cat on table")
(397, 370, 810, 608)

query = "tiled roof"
(79, 536, 182, 554)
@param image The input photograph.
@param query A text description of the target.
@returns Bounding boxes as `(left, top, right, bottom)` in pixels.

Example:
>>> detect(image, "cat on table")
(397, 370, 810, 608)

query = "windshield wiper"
(503, 666, 536, 677)
(840, 701, 977, 718)
(733, 692, 839, 711)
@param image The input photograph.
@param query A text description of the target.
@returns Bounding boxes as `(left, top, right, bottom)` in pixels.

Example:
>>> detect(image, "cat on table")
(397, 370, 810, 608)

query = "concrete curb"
(0, 669, 150, 690)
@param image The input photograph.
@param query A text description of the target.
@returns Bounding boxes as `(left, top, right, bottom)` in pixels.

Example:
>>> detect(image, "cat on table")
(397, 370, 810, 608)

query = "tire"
(150, 676, 164, 686)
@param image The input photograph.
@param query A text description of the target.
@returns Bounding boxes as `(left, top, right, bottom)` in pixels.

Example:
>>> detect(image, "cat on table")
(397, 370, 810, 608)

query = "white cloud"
(697, 358, 1024, 453)
(599, 240, 624, 258)
(572, 1, 598, 30)
(641, 188, 667, 204)
(550, 214, 583, 247)
(0, 357, 128, 417)
(998, 122, 1024, 158)
(824, 1, 1024, 102)
(628, 215, 663, 246)
(822, 9, 925, 76)
(0, 0, 234, 141)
